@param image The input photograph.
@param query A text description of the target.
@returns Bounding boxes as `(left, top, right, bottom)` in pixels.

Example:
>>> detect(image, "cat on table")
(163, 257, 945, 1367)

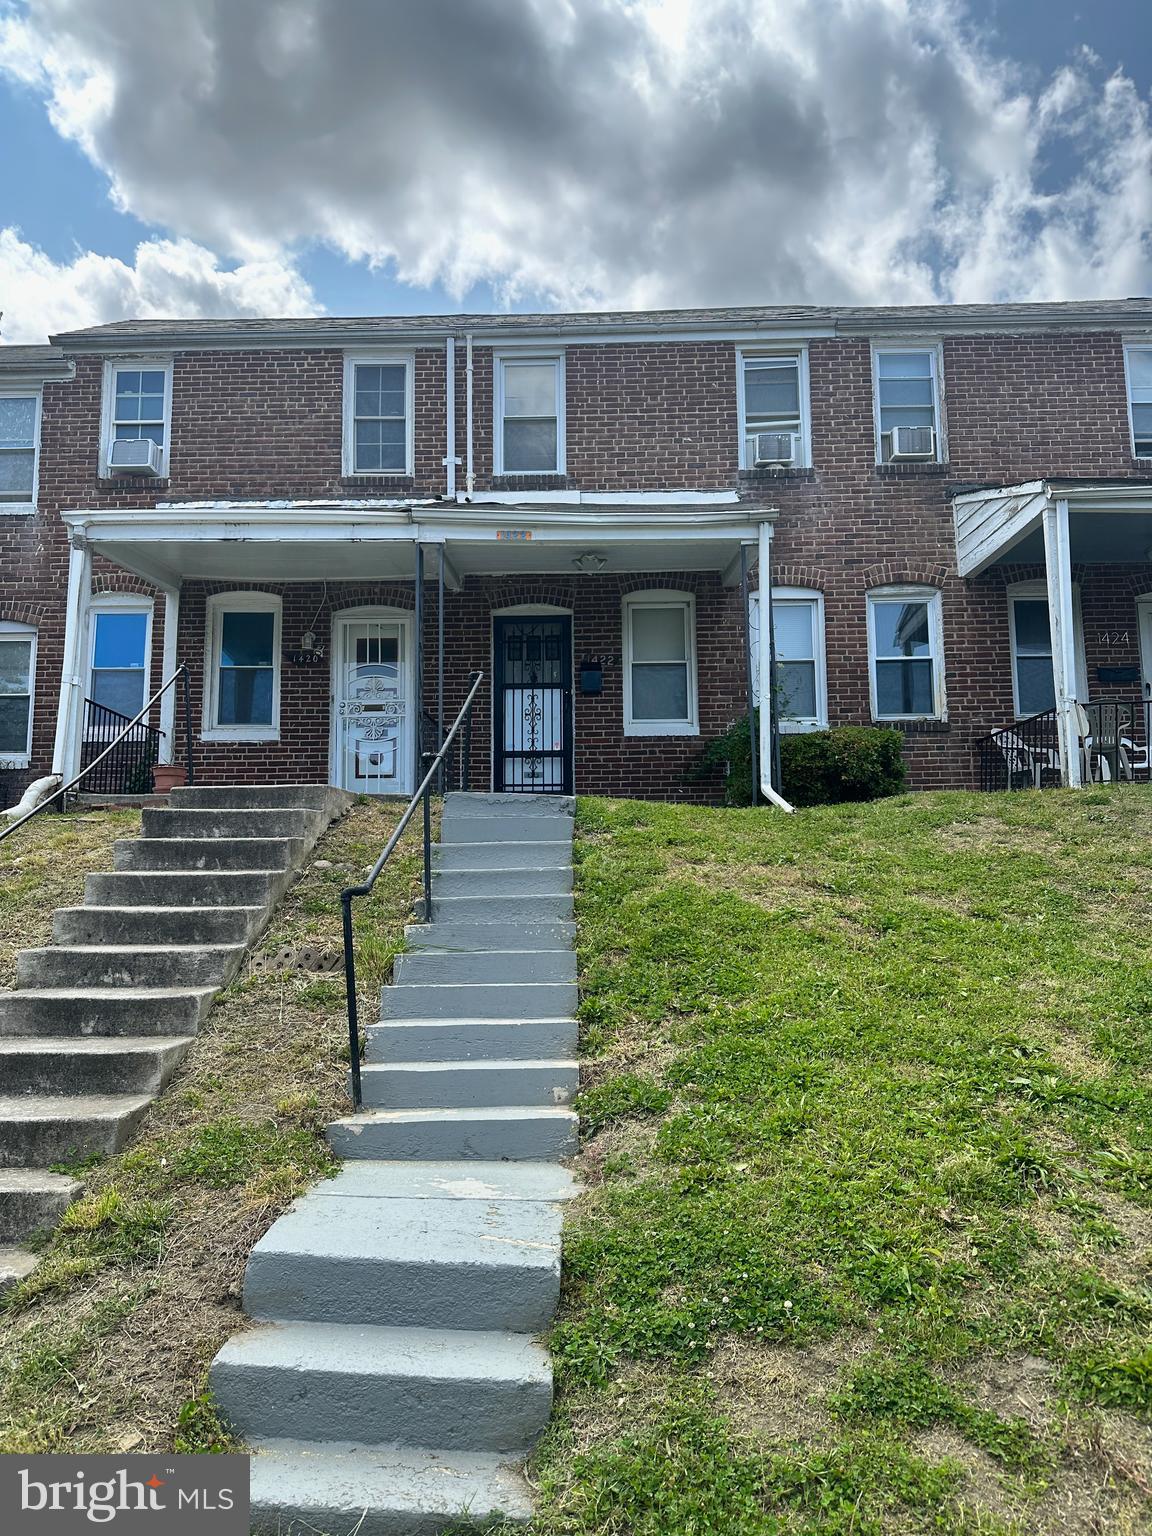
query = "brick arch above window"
(770, 564, 826, 592)
(859, 560, 949, 590)
(91, 571, 160, 598)
(484, 580, 578, 610)
(0, 601, 49, 627)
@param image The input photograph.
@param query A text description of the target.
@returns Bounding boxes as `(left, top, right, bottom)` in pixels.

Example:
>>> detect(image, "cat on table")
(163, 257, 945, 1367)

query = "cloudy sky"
(0, 0, 1150, 343)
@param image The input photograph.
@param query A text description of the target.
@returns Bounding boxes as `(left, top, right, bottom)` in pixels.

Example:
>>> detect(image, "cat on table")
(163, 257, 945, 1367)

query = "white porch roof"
(62, 493, 774, 589)
(953, 479, 1152, 576)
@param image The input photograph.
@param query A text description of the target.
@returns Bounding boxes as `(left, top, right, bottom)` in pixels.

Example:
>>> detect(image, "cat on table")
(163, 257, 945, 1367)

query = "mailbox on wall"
(579, 658, 604, 695)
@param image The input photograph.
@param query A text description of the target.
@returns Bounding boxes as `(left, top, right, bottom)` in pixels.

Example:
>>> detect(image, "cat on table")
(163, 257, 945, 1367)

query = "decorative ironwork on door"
(336, 619, 409, 793)
(494, 616, 573, 793)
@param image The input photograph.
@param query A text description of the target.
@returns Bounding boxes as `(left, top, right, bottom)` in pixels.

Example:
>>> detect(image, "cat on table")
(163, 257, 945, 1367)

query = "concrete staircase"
(211, 791, 579, 1535)
(0, 785, 351, 1291)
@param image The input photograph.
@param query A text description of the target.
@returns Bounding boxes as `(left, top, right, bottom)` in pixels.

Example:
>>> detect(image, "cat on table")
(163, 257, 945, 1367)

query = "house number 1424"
(1098, 631, 1130, 646)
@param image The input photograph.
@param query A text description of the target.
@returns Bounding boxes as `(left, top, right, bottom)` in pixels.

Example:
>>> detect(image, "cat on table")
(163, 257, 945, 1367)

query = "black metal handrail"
(80, 698, 164, 794)
(341, 669, 483, 1108)
(0, 664, 196, 845)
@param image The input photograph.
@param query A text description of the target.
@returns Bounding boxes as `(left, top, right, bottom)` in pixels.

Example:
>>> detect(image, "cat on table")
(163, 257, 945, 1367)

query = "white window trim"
(85, 595, 154, 732)
(622, 589, 699, 737)
(493, 351, 566, 476)
(1006, 579, 1088, 718)
(750, 587, 827, 731)
(1123, 344, 1152, 459)
(867, 584, 947, 722)
(0, 389, 41, 515)
(736, 347, 811, 469)
(871, 342, 946, 464)
(0, 620, 36, 766)
(341, 351, 415, 478)
(100, 357, 174, 478)
(203, 592, 282, 742)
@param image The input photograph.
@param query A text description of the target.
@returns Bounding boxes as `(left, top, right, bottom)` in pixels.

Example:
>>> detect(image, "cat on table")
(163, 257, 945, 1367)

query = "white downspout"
(757, 519, 795, 812)
(465, 332, 475, 494)
(444, 336, 457, 498)
(51, 533, 92, 779)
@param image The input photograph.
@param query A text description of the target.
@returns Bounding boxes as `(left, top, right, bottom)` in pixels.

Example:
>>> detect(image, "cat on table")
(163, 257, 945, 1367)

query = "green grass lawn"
(534, 788, 1152, 1535)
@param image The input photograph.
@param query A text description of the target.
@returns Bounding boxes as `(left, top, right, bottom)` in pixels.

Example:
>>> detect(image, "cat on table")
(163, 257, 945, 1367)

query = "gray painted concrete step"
(86, 869, 290, 908)
(243, 1191, 562, 1331)
(381, 981, 577, 1021)
(248, 1439, 533, 1534)
(0, 1244, 38, 1295)
(0, 1036, 192, 1097)
(366, 1018, 578, 1064)
(211, 1322, 552, 1451)
(405, 919, 575, 952)
(0, 1168, 80, 1241)
(444, 792, 573, 818)
(114, 837, 306, 872)
(360, 1059, 578, 1110)
(53, 904, 264, 947)
(394, 950, 575, 985)
(441, 816, 571, 845)
(313, 1160, 579, 1203)
(0, 1093, 152, 1167)
(142, 807, 325, 841)
(17, 944, 245, 990)
(0, 986, 216, 1038)
(432, 866, 573, 897)
(172, 785, 352, 814)
(434, 841, 574, 870)
(424, 893, 574, 923)
(328, 1106, 578, 1163)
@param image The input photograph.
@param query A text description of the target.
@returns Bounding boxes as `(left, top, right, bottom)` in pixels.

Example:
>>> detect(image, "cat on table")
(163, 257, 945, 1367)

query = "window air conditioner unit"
(752, 431, 800, 467)
(109, 438, 163, 475)
(889, 425, 935, 460)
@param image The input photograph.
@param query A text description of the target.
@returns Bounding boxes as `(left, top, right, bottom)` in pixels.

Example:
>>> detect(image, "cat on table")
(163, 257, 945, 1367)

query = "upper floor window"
(873, 347, 943, 463)
(203, 593, 281, 741)
(0, 621, 36, 764)
(0, 393, 40, 514)
(495, 355, 565, 475)
(867, 585, 945, 720)
(622, 591, 698, 736)
(101, 361, 172, 477)
(739, 350, 809, 468)
(343, 354, 413, 476)
(1125, 346, 1152, 457)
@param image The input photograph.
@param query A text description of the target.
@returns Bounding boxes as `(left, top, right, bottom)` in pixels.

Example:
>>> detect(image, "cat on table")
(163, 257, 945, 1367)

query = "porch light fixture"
(573, 551, 607, 573)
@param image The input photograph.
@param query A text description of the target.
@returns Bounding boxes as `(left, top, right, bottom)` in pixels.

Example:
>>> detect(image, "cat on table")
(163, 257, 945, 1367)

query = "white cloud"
(0, 231, 318, 343)
(0, 0, 1149, 317)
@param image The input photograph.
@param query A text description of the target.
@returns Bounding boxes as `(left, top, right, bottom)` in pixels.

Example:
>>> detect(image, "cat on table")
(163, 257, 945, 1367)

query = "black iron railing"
(0, 664, 196, 846)
(976, 698, 1152, 790)
(341, 670, 483, 1108)
(80, 699, 163, 794)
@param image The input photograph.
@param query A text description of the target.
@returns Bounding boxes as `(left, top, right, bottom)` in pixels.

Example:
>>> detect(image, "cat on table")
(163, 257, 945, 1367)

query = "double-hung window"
(867, 586, 945, 720)
(102, 361, 172, 475)
(0, 393, 40, 513)
(204, 594, 281, 740)
(739, 351, 808, 468)
(495, 355, 564, 474)
(873, 347, 943, 462)
(343, 354, 413, 475)
(623, 591, 698, 736)
(1125, 346, 1152, 457)
(1007, 581, 1086, 717)
(749, 589, 827, 729)
(0, 621, 36, 764)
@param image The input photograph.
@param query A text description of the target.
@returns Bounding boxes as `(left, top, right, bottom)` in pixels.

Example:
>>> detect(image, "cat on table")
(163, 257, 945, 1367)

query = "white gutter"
(757, 519, 794, 813)
(465, 333, 475, 494)
(444, 336, 456, 498)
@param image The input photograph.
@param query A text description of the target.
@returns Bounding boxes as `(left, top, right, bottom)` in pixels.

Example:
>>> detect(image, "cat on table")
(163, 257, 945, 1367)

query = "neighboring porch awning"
(953, 478, 1152, 577)
(61, 493, 776, 588)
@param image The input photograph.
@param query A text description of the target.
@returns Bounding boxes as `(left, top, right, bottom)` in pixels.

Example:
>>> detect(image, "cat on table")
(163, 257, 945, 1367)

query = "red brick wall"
(4, 327, 1152, 802)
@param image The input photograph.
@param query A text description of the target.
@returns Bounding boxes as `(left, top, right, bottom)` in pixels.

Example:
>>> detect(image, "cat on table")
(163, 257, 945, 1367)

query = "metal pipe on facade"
(739, 542, 759, 803)
(444, 336, 456, 498)
(756, 519, 795, 813)
(465, 332, 475, 494)
(414, 543, 425, 788)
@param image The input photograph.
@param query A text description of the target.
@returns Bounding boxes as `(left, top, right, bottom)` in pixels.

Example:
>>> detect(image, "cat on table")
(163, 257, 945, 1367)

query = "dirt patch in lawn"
(711, 1330, 875, 1449)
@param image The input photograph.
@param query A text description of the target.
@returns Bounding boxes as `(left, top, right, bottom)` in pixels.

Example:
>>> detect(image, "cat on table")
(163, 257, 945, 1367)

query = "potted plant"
(152, 762, 188, 792)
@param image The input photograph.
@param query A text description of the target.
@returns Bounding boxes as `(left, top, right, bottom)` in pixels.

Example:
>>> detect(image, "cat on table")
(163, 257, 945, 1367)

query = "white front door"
(332, 611, 412, 794)
(1138, 601, 1152, 705)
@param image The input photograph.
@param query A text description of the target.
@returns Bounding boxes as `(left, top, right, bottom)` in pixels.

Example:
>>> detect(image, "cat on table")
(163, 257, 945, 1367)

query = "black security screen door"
(493, 615, 573, 793)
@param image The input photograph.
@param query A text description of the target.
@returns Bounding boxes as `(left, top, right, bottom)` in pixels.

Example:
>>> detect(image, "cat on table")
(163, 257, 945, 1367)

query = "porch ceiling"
(1001, 510, 1152, 567)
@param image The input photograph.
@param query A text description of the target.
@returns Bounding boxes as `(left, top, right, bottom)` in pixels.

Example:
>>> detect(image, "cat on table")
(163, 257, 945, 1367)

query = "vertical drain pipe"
(414, 543, 425, 790)
(757, 519, 795, 813)
(465, 332, 475, 494)
(444, 336, 456, 499)
(740, 542, 759, 804)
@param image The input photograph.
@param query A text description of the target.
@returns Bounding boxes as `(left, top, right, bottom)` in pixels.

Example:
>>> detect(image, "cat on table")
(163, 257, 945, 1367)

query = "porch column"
(1042, 495, 1082, 788)
(156, 586, 181, 764)
(413, 542, 425, 788)
(757, 521, 775, 796)
(51, 533, 92, 780)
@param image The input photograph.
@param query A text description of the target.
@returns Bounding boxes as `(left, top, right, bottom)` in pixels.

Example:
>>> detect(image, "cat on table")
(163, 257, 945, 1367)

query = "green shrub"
(688, 713, 906, 807)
